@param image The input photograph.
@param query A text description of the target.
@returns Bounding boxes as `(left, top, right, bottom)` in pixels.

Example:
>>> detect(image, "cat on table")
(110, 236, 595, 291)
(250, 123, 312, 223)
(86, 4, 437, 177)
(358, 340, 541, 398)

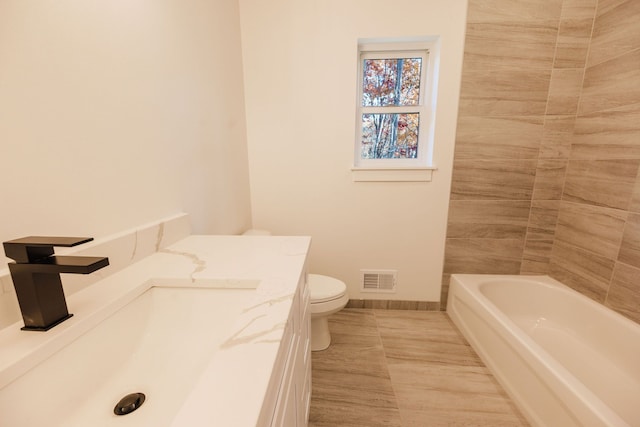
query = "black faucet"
(3, 236, 109, 331)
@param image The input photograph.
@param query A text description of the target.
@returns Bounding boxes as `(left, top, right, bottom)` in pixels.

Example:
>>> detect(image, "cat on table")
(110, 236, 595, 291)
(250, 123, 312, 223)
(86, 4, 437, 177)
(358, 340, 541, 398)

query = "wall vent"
(360, 269, 397, 293)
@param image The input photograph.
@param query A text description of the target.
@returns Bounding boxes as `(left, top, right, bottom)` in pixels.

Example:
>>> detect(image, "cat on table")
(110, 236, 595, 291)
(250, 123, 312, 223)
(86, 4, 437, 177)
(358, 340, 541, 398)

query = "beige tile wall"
(550, 0, 640, 322)
(443, 0, 565, 303)
(443, 0, 640, 324)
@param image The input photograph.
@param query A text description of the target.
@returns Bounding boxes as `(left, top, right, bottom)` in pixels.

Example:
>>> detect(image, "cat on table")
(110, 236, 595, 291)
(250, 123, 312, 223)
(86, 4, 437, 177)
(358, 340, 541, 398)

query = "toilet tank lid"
(308, 274, 347, 302)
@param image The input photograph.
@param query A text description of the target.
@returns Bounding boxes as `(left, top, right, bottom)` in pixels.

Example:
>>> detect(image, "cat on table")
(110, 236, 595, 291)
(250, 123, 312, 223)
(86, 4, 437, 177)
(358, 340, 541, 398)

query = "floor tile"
(309, 309, 530, 426)
(374, 311, 483, 367)
(388, 363, 529, 427)
(309, 309, 403, 426)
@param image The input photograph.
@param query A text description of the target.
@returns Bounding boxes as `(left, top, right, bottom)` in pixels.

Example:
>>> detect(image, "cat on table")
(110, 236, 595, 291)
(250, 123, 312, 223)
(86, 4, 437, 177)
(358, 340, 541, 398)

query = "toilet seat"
(309, 274, 347, 303)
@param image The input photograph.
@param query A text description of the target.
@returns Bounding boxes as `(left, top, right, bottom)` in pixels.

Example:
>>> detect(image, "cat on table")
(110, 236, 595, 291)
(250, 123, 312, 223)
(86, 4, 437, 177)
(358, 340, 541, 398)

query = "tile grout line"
(311, 310, 532, 426)
(372, 310, 407, 427)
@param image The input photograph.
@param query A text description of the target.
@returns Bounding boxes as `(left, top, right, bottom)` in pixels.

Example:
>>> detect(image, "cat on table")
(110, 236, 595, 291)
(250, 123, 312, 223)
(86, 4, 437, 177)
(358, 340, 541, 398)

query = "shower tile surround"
(443, 0, 640, 324)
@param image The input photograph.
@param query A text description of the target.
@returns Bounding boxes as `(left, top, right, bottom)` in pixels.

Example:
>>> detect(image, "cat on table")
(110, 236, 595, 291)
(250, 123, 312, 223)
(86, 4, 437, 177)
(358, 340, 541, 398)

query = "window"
(353, 39, 438, 182)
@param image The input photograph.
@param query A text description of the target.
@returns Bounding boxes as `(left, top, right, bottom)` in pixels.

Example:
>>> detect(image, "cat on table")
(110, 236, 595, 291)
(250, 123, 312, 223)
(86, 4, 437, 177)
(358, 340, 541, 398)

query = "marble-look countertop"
(0, 234, 311, 426)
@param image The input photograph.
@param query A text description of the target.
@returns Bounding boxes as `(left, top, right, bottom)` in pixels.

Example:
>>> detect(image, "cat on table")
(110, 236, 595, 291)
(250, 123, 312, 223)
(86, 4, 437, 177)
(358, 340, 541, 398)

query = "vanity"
(0, 215, 312, 426)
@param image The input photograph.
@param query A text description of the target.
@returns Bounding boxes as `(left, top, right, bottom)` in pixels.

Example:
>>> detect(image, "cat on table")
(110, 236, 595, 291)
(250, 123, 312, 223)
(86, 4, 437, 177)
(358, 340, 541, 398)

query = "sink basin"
(0, 284, 256, 426)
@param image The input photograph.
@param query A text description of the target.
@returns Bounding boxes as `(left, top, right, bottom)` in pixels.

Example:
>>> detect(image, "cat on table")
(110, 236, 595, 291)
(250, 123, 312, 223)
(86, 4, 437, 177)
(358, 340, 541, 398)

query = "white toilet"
(308, 273, 349, 351)
(242, 229, 349, 351)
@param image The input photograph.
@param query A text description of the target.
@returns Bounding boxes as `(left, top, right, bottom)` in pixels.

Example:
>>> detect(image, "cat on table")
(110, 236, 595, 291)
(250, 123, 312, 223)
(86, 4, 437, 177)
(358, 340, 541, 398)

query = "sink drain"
(114, 392, 146, 416)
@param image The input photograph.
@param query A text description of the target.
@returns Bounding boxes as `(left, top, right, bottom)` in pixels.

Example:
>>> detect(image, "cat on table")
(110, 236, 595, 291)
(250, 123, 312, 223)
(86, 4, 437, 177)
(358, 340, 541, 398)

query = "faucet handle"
(3, 236, 94, 263)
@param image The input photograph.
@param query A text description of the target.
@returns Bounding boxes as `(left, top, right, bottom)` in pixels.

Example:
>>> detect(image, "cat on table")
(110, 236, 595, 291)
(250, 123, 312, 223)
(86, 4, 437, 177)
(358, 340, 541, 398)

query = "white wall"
(239, 0, 468, 301)
(0, 0, 252, 267)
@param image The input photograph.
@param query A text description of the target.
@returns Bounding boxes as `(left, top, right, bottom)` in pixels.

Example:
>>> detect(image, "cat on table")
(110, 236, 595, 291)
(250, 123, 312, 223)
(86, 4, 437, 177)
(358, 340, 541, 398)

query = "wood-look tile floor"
(309, 309, 530, 427)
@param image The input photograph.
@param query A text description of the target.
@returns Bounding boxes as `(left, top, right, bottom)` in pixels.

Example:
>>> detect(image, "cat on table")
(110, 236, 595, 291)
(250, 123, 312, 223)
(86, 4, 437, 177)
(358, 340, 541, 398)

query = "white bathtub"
(446, 274, 640, 427)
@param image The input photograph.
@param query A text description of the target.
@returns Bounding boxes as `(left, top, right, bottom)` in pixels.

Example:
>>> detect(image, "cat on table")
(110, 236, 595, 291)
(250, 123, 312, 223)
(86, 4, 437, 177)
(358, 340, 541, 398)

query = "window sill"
(351, 167, 436, 182)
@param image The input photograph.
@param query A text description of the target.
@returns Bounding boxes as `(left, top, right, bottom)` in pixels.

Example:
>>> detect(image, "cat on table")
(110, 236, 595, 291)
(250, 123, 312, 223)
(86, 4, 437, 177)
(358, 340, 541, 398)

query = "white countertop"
(0, 234, 311, 426)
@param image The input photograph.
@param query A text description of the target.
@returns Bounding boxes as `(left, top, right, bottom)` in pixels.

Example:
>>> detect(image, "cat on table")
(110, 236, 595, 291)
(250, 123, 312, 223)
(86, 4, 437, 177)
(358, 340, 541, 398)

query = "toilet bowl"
(242, 229, 348, 351)
(308, 274, 349, 351)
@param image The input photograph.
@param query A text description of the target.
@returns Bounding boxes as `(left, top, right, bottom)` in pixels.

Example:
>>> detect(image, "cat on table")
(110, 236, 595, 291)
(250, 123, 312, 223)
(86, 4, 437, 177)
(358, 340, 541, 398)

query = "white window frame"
(352, 39, 439, 182)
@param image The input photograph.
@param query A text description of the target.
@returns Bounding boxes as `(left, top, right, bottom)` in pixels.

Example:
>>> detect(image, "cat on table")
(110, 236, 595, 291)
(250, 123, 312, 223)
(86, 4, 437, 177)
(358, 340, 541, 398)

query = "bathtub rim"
(446, 273, 634, 427)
